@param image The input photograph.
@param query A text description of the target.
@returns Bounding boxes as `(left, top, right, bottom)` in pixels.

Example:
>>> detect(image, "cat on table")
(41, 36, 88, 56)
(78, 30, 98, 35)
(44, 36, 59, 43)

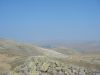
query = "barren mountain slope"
(0, 39, 100, 75)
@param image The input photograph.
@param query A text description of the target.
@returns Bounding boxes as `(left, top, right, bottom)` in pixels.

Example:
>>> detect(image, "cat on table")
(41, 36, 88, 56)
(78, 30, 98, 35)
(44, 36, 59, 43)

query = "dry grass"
(65, 54, 100, 70)
(0, 54, 20, 71)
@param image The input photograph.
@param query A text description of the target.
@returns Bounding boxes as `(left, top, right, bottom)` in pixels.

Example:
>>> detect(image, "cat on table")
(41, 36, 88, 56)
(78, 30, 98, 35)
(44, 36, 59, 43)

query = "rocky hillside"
(2, 56, 100, 75)
(0, 39, 68, 73)
(0, 39, 100, 75)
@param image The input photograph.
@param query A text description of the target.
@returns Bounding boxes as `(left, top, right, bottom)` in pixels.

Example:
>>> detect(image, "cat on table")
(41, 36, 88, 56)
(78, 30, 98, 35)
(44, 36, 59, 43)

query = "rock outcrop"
(3, 56, 100, 75)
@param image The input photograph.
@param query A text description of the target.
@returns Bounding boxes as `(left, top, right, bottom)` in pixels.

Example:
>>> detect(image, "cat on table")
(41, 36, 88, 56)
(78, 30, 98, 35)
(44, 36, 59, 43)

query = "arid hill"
(0, 39, 100, 75)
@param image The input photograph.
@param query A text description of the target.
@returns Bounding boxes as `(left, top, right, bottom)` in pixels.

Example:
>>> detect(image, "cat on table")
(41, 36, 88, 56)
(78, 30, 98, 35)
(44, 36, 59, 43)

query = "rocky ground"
(2, 56, 100, 75)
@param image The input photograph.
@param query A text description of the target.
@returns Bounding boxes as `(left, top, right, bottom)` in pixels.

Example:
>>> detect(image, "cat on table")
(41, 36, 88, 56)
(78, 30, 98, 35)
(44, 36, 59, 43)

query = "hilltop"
(0, 38, 100, 75)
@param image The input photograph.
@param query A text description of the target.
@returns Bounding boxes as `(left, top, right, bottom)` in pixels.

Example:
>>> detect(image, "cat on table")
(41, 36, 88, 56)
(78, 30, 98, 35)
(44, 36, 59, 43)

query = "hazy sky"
(0, 0, 100, 43)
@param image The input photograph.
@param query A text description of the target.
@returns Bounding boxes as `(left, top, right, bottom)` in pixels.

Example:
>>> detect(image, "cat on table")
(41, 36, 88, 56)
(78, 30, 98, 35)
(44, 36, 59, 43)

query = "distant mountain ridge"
(41, 41, 100, 54)
(0, 38, 68, 58)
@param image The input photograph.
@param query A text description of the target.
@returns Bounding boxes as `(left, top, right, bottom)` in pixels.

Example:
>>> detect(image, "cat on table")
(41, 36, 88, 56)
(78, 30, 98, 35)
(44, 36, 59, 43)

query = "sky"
(0, 0, 100, 43)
